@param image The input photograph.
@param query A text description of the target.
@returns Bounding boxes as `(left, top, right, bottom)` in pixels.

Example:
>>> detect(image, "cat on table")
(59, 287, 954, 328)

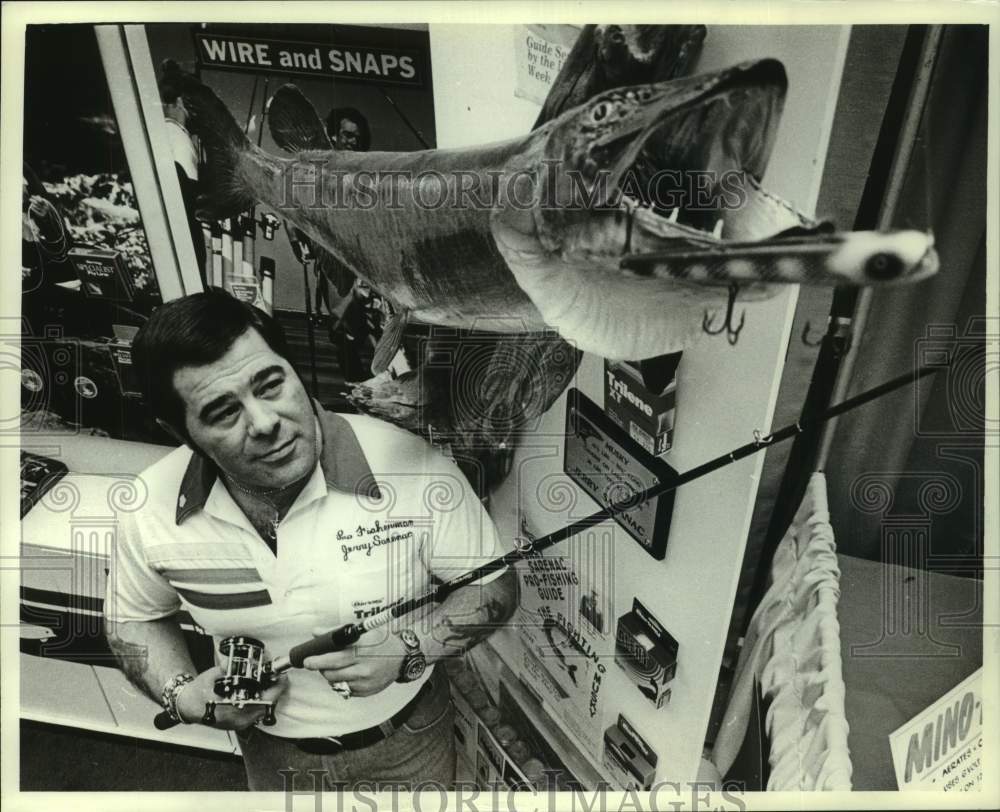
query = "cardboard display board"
(430, 24, 850, 784)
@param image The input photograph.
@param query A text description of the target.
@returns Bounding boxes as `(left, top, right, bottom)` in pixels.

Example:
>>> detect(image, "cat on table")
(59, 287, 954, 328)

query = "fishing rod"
(154, 362, 941, 730)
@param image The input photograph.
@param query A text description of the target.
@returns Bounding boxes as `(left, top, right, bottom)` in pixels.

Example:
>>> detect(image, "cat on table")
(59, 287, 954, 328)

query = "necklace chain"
(222, 474, 302, 543)
(223, 474, 285, 499)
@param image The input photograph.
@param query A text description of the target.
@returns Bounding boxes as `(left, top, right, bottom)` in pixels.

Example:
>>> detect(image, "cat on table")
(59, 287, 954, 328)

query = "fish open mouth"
(590, 59, 788, 242)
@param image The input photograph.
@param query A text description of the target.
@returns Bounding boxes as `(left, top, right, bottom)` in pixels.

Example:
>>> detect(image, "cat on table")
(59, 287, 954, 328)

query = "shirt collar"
(176, 407, 379, 525)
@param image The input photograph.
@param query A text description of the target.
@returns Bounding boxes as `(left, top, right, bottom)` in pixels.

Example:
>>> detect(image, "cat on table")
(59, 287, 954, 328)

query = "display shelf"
(495, 660, 606, 788)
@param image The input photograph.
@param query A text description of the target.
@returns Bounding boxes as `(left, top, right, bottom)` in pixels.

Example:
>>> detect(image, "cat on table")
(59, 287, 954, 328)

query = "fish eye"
(865, 252, 904, 280)
(592, 102, 610, 122)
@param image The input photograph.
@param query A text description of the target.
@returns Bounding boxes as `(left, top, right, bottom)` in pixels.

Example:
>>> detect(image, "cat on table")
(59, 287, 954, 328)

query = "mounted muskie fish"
(179, 59, 937, 362)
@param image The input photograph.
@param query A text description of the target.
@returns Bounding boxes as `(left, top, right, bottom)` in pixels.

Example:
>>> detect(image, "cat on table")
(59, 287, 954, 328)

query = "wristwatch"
(396, 629, 427, 683)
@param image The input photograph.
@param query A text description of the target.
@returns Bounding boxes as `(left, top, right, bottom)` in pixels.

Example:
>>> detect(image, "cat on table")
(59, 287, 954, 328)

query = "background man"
(325, 106, 371, 152)
(158, 59, 206, 282)
(104, 290, 517, 790)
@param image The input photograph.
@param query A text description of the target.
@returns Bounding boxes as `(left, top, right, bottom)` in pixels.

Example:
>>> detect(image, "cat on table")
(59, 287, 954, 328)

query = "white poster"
(889, 668, 983, 791)
(512, 25, 578, 105)
(511, 515, 616, 759)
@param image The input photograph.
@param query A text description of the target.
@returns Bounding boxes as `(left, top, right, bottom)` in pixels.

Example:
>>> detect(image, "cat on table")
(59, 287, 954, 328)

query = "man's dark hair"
(133, 290, 291, 433)
(158, 59, 187, 105)
(325, 107, 371, 151)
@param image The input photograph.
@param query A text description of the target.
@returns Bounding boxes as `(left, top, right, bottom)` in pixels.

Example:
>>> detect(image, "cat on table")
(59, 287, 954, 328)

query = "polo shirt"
(106, 408, 509, 737)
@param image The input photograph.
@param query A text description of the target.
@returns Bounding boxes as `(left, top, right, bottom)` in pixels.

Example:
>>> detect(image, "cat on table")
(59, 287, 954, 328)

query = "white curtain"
(713, 472, 852, 790)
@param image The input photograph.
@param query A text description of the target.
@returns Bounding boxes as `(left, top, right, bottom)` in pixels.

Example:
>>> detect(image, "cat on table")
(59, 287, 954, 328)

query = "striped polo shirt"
(106, 408, 508, 737)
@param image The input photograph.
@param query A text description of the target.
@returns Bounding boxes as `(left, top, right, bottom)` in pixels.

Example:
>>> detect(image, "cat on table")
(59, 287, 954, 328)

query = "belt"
(260, 678, 434, 754)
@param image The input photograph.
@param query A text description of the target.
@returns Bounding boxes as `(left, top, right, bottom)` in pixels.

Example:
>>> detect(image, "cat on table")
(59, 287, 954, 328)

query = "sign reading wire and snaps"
(194, 33, 426, 87)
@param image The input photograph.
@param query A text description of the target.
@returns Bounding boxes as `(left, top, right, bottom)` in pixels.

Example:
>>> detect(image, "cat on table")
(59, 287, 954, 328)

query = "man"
(303, 108, 370, 324)
(158, 59, 206, 283)
(104, 290, 517, 791)
(317, 107, 390, 378)
(325, 106, 371, 152)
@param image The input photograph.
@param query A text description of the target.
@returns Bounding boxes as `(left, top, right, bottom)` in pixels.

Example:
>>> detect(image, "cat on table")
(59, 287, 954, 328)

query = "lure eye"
(865, 251, 904, 280)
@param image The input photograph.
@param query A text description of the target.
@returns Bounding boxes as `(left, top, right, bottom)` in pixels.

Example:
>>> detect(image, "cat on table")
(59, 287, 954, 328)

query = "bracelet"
(161, 672, 196, 724)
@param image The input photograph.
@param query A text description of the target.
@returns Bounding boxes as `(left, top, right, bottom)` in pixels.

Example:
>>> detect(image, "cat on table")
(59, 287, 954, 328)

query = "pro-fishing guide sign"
(194, 32, 427, 87)
(889, 668, 983, 791)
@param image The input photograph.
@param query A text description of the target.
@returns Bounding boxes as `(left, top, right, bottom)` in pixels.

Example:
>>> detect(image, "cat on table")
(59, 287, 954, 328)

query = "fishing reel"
(200, 635, 280, 727)
(153, 622, 365, 731)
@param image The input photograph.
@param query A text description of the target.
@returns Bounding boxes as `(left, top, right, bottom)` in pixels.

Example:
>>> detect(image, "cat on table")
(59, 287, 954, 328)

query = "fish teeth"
(668, 208, 680, 223)
(713, 219, 724, 239)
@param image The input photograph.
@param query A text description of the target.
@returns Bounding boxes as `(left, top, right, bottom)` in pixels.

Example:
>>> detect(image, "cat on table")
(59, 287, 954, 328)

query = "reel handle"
(287, 623, 363, 668)
(152, 700, 217, 731)
(153, 709, 178, 730)
(154, 699, 273, 731)
(202, 704, 217, 726)
(262, 703, 277, 726)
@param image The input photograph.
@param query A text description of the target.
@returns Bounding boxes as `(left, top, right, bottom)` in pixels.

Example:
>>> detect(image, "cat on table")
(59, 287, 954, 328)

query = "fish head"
(531, 58, 788, 251)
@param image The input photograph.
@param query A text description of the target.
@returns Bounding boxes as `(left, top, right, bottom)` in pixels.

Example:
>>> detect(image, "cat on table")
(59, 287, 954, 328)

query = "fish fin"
(371, 310, 409, 374)
(176, 69, 256, 220)
(268, 85, 331, 152)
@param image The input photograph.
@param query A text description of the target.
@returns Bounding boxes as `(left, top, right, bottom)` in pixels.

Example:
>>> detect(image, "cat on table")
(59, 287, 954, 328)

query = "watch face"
(403, 654, 427, 681)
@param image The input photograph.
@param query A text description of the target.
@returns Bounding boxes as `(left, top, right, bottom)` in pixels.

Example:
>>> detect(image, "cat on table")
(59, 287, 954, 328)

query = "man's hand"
(175, 666, 288, 729)
(301, 627, 406, 697)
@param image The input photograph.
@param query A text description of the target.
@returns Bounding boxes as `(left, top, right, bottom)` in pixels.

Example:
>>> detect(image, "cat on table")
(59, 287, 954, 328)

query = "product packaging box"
(614, 597, 679, 709)
(602, 714, 658, 790)
(603, 353, 680, 458)
(69, 246, 134, 302)
(109, 324, 142, 397)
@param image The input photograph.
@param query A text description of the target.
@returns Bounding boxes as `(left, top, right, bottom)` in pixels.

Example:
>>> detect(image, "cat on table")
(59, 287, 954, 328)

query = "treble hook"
(703, 284, 745, 345)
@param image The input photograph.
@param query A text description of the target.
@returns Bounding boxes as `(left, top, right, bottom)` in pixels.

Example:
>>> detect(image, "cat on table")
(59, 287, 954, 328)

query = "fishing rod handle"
(287, 622, 364, 668)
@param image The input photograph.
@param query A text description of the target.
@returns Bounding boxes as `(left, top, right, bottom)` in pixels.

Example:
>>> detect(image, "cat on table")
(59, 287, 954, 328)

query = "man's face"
(173, 328, 318, 489)
(337, 119, 362, 151)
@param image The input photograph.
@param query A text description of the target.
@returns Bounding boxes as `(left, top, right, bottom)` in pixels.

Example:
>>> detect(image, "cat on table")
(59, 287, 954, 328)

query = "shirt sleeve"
(419, 452, 513, 587)
(105, 511, 181, 624)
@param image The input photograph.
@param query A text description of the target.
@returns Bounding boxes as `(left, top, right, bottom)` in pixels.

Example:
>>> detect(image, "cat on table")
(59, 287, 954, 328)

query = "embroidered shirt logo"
(339, 519, 415, 561)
